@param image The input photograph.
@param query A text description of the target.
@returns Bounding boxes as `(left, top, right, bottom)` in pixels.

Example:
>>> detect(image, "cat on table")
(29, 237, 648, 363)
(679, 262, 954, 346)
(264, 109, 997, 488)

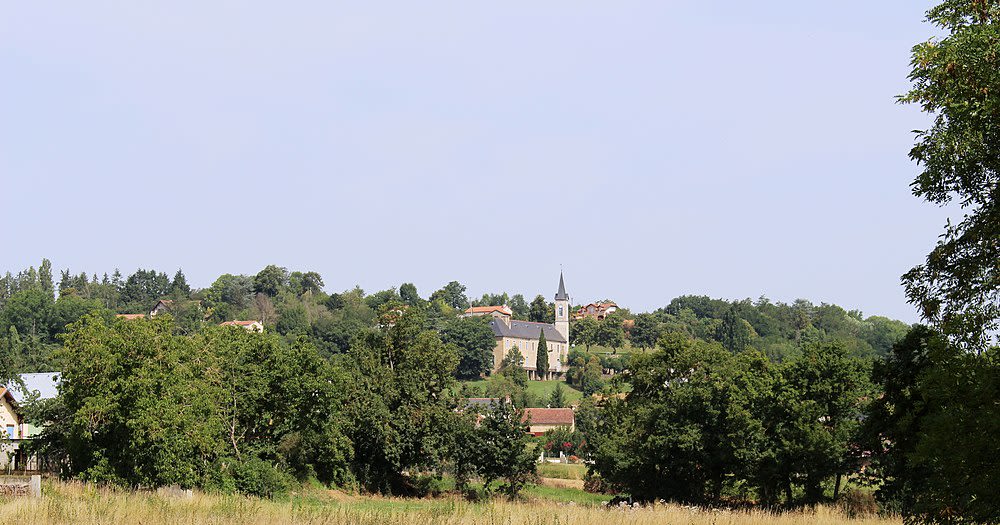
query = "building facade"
(464, 273, 572, 380)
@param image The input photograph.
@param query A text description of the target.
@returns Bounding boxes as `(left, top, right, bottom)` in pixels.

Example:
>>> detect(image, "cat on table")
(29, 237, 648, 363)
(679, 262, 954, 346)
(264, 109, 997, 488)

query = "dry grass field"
(0, 481, 901, 525)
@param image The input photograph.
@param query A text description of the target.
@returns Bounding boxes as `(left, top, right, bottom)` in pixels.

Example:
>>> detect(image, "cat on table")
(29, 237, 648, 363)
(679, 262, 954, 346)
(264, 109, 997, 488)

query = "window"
(5, 425, 13, 439)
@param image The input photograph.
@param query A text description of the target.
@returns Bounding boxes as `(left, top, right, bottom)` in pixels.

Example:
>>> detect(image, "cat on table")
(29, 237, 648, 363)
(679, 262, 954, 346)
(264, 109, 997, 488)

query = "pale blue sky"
(1, 1, 948, 321)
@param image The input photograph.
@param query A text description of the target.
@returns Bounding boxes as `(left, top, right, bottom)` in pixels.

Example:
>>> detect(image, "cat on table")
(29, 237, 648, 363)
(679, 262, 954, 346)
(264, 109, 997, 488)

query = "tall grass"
(0, 482, 900, 525)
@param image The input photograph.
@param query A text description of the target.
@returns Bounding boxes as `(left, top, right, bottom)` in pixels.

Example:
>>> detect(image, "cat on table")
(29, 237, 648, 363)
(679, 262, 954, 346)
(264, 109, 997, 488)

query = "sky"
(0, 1, 950, 322)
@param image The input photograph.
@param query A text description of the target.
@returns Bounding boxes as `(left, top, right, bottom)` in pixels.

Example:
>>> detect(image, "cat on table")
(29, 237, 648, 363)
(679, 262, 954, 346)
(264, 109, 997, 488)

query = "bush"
(838, 489, 878, 519)
(201, 458, 237, 494)
(411, 474, 449, 497)
(232, 457, 294, 498)
(583, 471, 616, 495)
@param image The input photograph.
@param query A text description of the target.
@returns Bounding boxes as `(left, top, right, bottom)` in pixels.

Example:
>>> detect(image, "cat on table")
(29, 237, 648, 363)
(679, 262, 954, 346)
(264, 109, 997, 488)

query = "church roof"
(554, 272, 569, 301)
(489, 319, 567, 343)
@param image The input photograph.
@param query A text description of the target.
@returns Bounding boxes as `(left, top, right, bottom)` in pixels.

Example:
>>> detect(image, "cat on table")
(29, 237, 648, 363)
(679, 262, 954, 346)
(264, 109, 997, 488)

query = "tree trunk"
(833, 474, 842, 500)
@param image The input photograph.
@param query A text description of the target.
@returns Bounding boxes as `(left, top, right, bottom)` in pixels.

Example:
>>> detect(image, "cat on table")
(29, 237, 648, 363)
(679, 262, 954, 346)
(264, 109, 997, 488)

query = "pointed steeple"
(554, 271, 569, 301)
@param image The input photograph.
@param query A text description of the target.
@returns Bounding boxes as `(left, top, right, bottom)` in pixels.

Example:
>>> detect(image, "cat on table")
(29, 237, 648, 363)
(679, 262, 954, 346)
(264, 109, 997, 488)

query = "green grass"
(523, 484, 611, 506)
(526, 380, 583, 405)
(537, 463, 588, 481)
(461, 380, 584, 407)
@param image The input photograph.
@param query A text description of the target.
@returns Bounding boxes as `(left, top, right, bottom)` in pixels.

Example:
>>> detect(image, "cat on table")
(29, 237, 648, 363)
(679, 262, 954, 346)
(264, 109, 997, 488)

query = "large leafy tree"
(253, 265, 289, 297)
(760, 342, 873, 505)
(528, 295, 550, 323)
(344, 305, 461, 493)
(590, 334, 772, 503)
(594, 314, 626, 349)
(865, 325, 1000, 522)
(429, 281, 469, 310)
(440, 316, 496, 380)
(38, 314, 352, 493)
(461, 401, 536, 497)
(901, 0, 1000, 349)
(630, 313, 661, 349)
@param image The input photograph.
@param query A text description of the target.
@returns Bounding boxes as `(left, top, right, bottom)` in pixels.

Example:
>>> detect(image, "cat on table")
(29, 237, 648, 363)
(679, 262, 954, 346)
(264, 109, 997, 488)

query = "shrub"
(232, 457, 294, 498)
(838, 488, 879, 519)
(583, 471, 616, 495)
(411, 474, 449, 497)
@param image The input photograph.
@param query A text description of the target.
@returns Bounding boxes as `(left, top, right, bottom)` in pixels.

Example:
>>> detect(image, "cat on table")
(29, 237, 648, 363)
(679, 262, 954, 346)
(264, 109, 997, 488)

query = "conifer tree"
(549, 381, 565, 408)
(536, 329, 549, 380)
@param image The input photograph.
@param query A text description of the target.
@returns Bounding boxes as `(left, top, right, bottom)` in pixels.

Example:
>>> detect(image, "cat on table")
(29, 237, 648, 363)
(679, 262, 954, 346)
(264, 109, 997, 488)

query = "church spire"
(554, 271, 569, 301)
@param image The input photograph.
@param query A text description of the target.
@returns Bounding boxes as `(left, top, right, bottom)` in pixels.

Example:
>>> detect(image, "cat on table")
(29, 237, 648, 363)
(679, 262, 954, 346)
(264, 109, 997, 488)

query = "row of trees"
(29, 306, 535, 498)
(587, 335, 871, 506)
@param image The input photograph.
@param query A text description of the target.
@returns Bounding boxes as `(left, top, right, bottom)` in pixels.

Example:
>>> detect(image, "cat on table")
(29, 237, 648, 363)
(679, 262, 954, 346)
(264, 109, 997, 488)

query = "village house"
(220, 320, 264, 332)
(463, 399, 575, 437)
(573, 301, 618, 321)
(522, 407, 575, 436)
(459, 305, 513, 320)
(463, 273, 572, 380)
(149, 299, 174, 317)
(0, 387, 23, 468)
(0, 372, 60, 471)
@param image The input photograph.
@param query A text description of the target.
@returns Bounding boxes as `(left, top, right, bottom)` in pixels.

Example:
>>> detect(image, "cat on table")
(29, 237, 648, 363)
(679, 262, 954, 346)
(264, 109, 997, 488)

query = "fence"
(0, 475, 41, 497)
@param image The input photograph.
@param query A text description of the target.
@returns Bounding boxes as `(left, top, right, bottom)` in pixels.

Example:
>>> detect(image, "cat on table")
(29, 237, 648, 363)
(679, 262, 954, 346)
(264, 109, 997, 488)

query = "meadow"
(462, 379, 585, 406)
(0, 481, 900, 525)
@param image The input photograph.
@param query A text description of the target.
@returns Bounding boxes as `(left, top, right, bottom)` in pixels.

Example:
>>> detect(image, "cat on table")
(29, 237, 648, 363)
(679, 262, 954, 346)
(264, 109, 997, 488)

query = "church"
(463, 273, 571, 380)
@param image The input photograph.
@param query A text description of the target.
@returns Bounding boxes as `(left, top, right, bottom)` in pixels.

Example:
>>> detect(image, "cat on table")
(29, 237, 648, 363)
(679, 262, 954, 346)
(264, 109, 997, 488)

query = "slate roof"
(554, 272, 569, 301)
(8, 372, 60, 402)
(489, 318, 567, 343)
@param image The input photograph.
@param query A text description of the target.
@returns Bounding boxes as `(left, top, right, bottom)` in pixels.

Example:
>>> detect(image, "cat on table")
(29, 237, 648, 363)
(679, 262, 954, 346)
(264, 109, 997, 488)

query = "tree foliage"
(900, 0, 1000, 349)
(535, 330, 549, 379)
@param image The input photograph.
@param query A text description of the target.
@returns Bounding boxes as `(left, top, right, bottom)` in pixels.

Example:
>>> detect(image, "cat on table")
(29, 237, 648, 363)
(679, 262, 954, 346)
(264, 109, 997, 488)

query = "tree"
(498, 346, 527, 389)
(571, 317, 598, 348)
(865, 326, 1000, 522)
(399, 282, 421, 306)
(440, 316, 496, 380)
(429, 281, 469, 310)
(170, 269, 191, 296)
(630, 313, 661, 349)
(460, 400, 536, 497)
(549, 382, 566, 408)
(288, 271, 324, 296)
(567, 353, 603, 396)
(760, 342, 873, 505)
(594, 314, 626, 350)
(535, 330, 549, 380)
(253, 265, 289, 297)
(121, 269, 171, 310)
(715, 306, 757, 353)
(38, 258, 54, 299)
(529, 295, 549, 323)
(589, 335, 772, 504)
(344, 306, 461, 493)
(900, 1, 1000, 349)
(509, 294, 529, 320)
(41, 314, 352, 494)
(0, 289, 56, 341)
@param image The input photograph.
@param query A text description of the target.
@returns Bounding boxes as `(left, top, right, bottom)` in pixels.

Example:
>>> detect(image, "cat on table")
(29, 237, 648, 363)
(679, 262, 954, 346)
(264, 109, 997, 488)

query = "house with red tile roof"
(573, 301, 619, 321)
(219, 320, 264, 333)
(522, 407, 575, 436)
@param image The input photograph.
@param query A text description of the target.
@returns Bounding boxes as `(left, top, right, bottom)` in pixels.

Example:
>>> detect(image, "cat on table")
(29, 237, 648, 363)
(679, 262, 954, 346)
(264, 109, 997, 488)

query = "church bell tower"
(554, 271, 570, 342)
